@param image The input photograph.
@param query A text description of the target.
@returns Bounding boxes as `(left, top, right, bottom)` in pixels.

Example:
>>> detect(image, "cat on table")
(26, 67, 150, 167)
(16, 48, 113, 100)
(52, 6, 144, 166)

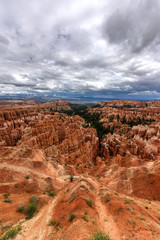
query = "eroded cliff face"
(0, 100, 160, 240)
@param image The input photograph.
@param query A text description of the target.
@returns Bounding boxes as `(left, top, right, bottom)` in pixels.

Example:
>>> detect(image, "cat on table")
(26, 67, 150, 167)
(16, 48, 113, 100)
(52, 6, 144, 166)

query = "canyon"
(0, 100, 160, 240)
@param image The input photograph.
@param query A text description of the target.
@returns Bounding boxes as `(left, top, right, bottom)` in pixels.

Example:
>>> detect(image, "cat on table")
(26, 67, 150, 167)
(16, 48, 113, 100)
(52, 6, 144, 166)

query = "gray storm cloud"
(0, 0, 160, 99)
(103, 0, 160, 52)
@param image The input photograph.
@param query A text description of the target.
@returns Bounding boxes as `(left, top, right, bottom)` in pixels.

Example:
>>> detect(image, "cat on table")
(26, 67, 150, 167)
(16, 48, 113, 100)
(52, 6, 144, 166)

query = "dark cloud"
(0, 74, 36, 87)
(0, 35, 10, 45)
(103, 0, 160, 53)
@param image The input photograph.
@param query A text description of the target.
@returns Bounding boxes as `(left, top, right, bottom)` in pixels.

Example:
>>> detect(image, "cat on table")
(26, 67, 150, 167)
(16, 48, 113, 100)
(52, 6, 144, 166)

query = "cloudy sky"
(0, 0, 160, 99)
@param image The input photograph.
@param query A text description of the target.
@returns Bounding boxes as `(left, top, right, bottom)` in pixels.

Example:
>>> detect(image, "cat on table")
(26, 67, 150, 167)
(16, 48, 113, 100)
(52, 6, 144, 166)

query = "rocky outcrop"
(101, 124, 160, 163)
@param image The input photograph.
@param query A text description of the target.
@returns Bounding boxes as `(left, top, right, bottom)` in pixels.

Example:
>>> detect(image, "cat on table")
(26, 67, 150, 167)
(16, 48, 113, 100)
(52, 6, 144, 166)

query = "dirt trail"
(12, 174, 121, 240)
(95, 196, 121, 239)
(0, 163, 52, 179)
(15, 195, 60, 240)
(90, 178, 121, 240)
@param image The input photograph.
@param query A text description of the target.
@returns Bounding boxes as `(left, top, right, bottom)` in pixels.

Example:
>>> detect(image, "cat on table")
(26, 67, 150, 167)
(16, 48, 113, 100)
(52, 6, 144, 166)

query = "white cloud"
(0, 0, 159, 99)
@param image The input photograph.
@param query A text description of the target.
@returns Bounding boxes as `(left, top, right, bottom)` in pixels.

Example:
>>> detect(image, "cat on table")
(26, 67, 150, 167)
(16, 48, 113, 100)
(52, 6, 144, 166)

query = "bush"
(105, 196, 110, 203)
(48, 220, 55, 226)
(1, 225, 21, 240)
(30, 196, 39, 204)
(3, 193, 10, 199)
(17, 205, 25, 213)
(25, 175, 30, 179)
(118, 207, 123, 211)
(69, 213, 76, 222)
(82, 215, 88, 222)
(69, 194, 76, 203)
(4, 198, 12, 203)
(86, 199, 93, 207)
(25, 203, 37, 219)
(70, 174, 73, 182)
(48, 191, 56, 197)
(89, 231, 112, 240)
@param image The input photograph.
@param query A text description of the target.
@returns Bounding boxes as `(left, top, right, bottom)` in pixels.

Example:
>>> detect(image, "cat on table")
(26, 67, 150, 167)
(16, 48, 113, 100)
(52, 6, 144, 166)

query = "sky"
(0, 0, 160, 100)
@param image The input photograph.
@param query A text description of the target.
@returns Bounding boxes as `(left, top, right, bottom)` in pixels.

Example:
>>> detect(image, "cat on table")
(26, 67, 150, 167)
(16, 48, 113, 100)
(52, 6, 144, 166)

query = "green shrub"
(86, 199, 93, 207)
(70, 174, 73, 182)
(105, 196, 110, 203)
(118, 207, 123, 211)
(48, 191, 56, 197)
(137, 216, 144, 221)
(69, 194, 76, 203)
(30, 196, 39, 204)
(89, 231, 112, 240)
(54, 221, 60, 231)
(82, 215, 88, 222)
(17, 205, 25, 213)
(69, 213, 76, 222)
(4, 199, 12, 203)
(25, 203, 37, 219)
(3, 193, 10, 199)
(1, 225, 21, 240)
(25, 175, 30, 179)
(48, 220, 55, 226)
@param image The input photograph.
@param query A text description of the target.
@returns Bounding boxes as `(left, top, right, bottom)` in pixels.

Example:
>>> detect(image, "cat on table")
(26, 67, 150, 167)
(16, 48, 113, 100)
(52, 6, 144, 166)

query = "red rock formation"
(0, 100, 160, 240)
